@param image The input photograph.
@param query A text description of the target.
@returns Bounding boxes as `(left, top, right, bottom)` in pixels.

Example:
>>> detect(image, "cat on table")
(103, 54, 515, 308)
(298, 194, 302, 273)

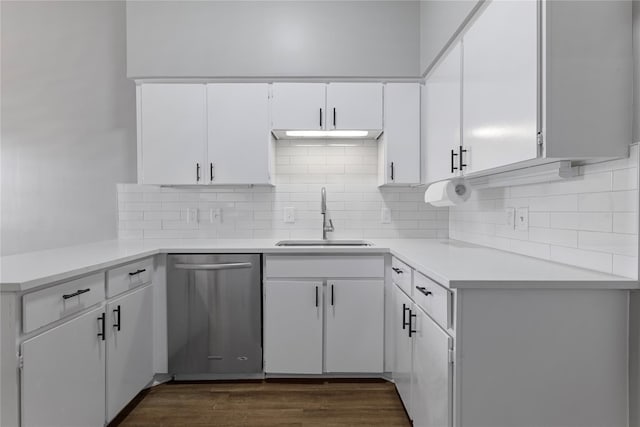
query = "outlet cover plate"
(284, 207, 295, 223)
(381, 208, 391, 224)
(516, 207, 529, 231)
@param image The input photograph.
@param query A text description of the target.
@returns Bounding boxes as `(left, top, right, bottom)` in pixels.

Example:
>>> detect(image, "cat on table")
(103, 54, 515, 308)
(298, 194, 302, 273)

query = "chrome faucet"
(321, 187, 334, 240)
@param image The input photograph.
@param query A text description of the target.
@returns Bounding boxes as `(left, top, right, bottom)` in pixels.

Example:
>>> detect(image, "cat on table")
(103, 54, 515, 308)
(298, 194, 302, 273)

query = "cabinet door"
(106, 285, 154, 422)
(326, 83, 383, 130)
(393, 286, 413, 416)
(381, 83, 421, 185)
(462, 0, 538, 174)
(272, 83, 326, 130)
(325, 280, 384, 373)
(21, 306, 106, 427)
(423, 43, 462, 184)
(411, 305, 453, 427)
(207, 84, 271, 184)
(264, 281, 323, 374)
(140, 84, 206, 185)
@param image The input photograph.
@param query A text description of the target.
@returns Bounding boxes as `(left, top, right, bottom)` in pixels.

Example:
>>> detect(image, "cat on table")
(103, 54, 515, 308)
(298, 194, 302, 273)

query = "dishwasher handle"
(174, 262, 253, 271)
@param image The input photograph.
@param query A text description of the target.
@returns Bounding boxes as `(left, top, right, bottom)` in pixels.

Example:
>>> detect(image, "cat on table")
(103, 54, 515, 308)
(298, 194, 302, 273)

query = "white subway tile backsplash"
(450, 144, 638, 278)
(118, 140, 448, 241)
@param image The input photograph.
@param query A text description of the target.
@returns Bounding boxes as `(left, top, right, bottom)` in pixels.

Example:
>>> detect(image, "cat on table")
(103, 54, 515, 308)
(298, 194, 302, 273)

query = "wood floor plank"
(113, 380, 410, 427)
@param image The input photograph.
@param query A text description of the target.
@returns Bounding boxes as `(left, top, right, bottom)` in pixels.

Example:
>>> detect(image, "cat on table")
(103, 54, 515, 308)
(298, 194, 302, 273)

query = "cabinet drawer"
(391, 257, 413, 296)
(265, 255, 384, 278)
(23, 273, 105, 333)
(107, 257, 154, 298)
(414, 271, 452, 330)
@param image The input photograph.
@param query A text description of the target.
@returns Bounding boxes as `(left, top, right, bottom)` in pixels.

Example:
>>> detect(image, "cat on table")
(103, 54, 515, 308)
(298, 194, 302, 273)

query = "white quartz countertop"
(1, 239, 637, 292)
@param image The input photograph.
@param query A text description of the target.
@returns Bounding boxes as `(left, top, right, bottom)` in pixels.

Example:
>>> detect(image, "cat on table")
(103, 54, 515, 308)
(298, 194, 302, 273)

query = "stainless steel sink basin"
(275, 240, 373, 247)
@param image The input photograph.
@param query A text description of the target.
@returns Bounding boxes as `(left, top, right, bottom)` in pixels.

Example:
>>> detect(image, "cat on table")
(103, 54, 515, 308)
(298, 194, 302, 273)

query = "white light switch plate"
(284, 207, 295, 223)
(516, 207, 529, 231)
(210, 208, 222, 224)
(381, 207, 391, 224)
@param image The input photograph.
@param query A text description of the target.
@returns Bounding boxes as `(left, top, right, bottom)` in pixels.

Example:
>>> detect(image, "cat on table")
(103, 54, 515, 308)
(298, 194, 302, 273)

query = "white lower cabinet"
(264, 278, 384, 375)
(392, 286, 413, 414)
(263, 281, 323, 374)
(21, 306, 106, 427)
(106, 284, 154, 422)
(411, 304, 453, 427)
(325, 280, 384, 373)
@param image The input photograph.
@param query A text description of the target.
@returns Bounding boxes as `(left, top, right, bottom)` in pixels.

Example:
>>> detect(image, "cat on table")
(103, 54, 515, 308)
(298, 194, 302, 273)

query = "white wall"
(0, 1, 136, 256)
(419, 0, 481, 75)
(118, 141, 449, 240)
(126, 0, 420, 78)
(449, 145, 639, 279)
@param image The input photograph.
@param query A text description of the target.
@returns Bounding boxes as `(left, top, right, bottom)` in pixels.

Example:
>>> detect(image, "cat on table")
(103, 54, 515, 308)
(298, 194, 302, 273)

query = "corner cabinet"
(263, 255, 385, 375)
(137, 83, 273, 185)
(386, 256, 628, 427)
(378, 83, 421, 186)
(21, 306, 107, 427)
(423, 0, 632, 181)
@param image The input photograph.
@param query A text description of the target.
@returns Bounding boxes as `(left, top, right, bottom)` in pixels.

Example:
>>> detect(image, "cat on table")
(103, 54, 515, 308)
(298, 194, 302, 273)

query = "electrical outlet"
(381, 207, 391, 224)
(506, 208, 516, 229)
(210, 208, 222, 224)
(284, 207, 295, 223)
(516, 207, 529, 231)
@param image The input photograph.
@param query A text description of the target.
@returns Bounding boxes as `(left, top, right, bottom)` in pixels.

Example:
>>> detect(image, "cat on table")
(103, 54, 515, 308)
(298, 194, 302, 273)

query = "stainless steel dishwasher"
(167, 254, 262, 379)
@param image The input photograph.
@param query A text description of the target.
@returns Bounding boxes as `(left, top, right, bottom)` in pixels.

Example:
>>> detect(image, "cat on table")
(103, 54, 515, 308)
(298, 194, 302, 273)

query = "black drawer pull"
(62, 288, 90, 300)
(392, 267, 403, 274)
(128, 269, 146, 276)
(416, 286, 433, 297)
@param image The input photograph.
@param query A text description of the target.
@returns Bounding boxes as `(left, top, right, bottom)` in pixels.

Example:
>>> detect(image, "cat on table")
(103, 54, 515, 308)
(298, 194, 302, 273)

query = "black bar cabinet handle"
(113, 305, 121, 331)
(408, 311, 417, 337)
(196, 163, 201, 182)
(319, 108, 323, 127)
(402, 304, 410, 330)
(459, 145, 467, 170)
(392, 267, 403, 274)
(333, 108, 336, 127)
(128, 268, 146, 276)
(315, 286, 319, 308)
(416, 286, 433, 297)
(98, 313, 106, 341)
(210, 163, 214, 181)
(450, 149, 459, 174)
(390, 162, 395, 181)
(62, 288, 90, 300)
(331, 285, 334, 306)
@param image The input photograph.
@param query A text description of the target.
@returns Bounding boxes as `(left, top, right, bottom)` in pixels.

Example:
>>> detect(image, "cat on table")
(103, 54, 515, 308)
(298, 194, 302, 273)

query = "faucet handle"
(328, 219, 335, 231)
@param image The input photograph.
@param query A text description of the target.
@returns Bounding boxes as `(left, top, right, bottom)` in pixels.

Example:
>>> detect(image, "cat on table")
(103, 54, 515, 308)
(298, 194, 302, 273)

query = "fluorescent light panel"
(285, 130, 370, 138)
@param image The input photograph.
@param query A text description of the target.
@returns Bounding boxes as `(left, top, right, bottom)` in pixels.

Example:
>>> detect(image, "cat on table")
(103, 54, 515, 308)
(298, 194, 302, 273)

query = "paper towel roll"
(424, 179, 471, 207)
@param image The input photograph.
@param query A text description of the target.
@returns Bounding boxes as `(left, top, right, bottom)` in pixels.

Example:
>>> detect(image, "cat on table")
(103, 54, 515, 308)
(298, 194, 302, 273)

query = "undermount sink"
(275, 240, 373, 247)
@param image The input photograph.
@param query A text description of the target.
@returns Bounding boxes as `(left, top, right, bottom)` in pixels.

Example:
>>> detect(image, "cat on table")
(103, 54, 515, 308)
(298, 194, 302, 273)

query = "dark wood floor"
(114, 379, 411, 426)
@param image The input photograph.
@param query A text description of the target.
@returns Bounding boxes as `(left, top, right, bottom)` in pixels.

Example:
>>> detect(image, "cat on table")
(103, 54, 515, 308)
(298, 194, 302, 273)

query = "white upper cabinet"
(423, 43, 462, 184)
(379, 83, 421, 186)
(326, 83, 383, 130)
(271, 83, 326, 130)
(462, 0, 538, 174)
(456, 0, 631, 176)
(139, 84, 207, 185)
(207, 84, 272, 184)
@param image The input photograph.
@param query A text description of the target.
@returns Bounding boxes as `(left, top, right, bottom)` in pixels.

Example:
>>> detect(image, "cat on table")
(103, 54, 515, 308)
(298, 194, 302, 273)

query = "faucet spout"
(321, 187, 334, 240)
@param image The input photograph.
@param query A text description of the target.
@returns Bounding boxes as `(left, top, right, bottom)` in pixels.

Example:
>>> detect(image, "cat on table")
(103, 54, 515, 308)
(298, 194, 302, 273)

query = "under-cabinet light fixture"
(285, 130, 369, 138)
